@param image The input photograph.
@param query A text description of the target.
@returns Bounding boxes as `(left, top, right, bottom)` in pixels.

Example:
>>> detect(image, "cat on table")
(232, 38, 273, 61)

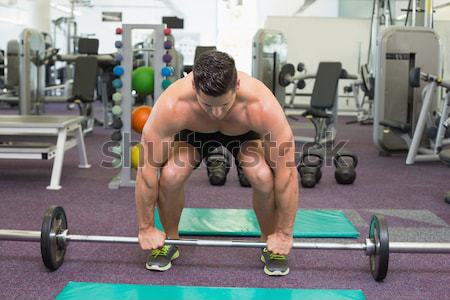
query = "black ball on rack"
(112, 118, 123, 130)
(111, 130, 122, 141)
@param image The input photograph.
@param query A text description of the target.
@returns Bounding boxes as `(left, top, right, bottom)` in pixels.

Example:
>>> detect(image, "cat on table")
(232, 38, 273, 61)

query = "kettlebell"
(333, 150, 358, 185)
(205, 147, 231, 186)
(298, 146, 324, 188)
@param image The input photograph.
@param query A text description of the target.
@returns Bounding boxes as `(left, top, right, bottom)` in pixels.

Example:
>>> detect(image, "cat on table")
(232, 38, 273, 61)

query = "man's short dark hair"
(193, 51, 237, 97)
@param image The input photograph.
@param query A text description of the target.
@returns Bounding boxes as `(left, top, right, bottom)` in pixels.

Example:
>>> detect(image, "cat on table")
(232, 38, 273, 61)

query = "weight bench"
(0, 115, 90, 190)
(67, 56, 98, 133)
(283, 62, 343, 144)
(47, 39, 100, 132)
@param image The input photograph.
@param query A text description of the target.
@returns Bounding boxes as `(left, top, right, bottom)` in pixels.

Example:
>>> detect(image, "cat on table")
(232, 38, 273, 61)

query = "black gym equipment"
(369, 215, 389, 281)
(279, 62, 307, 89)
(62, 44, 101, 132)
(1, 206, 449, 281)
(205, 147, 231, 186)
(279, 63, 295, 88)
(360, 64, 375, 101)
(344, 64, 374, 126)
(445, 191, 450, 204)
(333, 150, 358, 185)
(0, 50, 5, 89)
(41, 206, 67, 270)
(112, 118, 123, 130)
(284, 62, 350, 144)
(203, 147, 251, 188)
(111, 130, 122, 141)
(296, 79, 306, 90)
(409, 65, 421, 87)
(297, 62, 305, 73)
(183, 46, 217, 74)
(297, 146, 324, 188)
(236, 162, 251, 188)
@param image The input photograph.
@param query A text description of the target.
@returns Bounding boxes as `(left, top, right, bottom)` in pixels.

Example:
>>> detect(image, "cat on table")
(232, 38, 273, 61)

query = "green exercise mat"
(56, 282, 366, 300)
(154, 208, 359, 238)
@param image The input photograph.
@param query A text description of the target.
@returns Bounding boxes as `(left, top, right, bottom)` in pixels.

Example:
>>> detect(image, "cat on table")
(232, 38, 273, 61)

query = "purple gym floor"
(0, 106, 449, 300)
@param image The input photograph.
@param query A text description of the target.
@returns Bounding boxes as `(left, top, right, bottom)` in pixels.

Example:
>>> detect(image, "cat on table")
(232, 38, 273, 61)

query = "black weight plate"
(296, 79, 306, 90)
(369, 214, 389, 281)
(41, 206, 67, 271)
(279, 63, 295, 87)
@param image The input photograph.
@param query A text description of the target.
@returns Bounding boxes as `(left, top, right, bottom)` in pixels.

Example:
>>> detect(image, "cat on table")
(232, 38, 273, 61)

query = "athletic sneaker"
(260, 248, 290, 276)
(146, 245, 179, 271)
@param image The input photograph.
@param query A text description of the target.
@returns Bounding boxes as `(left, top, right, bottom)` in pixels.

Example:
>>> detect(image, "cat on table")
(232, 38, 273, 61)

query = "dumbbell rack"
(109, 24, 166, 189)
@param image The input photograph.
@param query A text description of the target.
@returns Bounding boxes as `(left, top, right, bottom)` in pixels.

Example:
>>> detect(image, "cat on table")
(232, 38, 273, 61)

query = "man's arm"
(253, 85, 299, 254)
(135, 97, 182, 249)
(265, 119, 299, 242)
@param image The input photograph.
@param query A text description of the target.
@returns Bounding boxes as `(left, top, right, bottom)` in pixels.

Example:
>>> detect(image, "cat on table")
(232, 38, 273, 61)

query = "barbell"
(0, 206, 449, 282)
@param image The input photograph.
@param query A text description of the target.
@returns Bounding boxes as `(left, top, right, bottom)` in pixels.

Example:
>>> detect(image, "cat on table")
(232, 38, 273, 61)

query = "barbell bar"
(0, 229, 371, 249)
(2, 229, 448, 253)
(0, 206, 449, 282)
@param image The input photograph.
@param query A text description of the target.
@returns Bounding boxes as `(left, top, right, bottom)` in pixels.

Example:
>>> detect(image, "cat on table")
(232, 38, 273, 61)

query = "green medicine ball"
(132, 66, 155, 96)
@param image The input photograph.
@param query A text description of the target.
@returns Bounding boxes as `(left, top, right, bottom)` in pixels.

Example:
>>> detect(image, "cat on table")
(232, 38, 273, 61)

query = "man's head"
(193, 51, 239, 120)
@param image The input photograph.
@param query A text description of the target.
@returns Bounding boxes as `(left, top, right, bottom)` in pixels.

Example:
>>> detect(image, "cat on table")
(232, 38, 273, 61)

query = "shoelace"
(269, 253, 287, 260)
(264, 248, 286, 260)
(151, 245, 171, 257)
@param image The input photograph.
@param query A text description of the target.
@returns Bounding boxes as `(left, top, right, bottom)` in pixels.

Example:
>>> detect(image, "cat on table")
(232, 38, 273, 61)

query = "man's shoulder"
(158, 79, 196, 110)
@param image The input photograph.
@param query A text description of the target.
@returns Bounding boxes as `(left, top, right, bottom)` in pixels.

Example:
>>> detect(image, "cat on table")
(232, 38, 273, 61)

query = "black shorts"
(174, 129, 260, 161)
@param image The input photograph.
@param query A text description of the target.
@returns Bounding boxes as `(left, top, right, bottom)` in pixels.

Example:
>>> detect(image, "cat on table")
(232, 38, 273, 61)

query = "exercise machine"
(252, 29, 287, 106)
(373, 26, 441, 154)
(344, 65, 375, 125)
(381, 69, 450, 164)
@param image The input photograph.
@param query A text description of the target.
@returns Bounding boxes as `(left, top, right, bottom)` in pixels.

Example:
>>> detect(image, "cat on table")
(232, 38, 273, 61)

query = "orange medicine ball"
(131, 105, 152, 134)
